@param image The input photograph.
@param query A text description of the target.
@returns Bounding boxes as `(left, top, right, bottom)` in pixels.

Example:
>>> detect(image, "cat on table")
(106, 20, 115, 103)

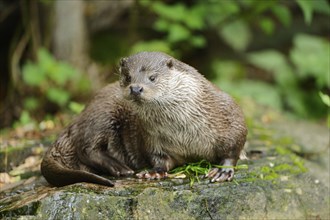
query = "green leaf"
(24, 97, 39, 111)
(290, 34, 329, 88)
(76, 76, 92, 93)
(190, 35, 206, 48)
(312, 0, 330, 15)
(296, 0, 314, 24)
(184, 5, 206, 30)
(220, 20, 251, 52)
(46, 88, 70, 106)
(319, 92, 330, 107)
(284, 88, 308, 117)
(259, 18, 275, 35)
(130, 40, 173, 55)
(212, 60, 245, 81)
(272, 5, 292, 27)
(205, 1, 240, 26)
(167, 23, 190, 43)
(38, 48, 57, 75)
(22, 62, 45, 86)
(247, 50, 296, 88)
(69, 101, 85, 114)
(18, 110, 33, 125)
(154, 19, 170, 32)
(139, 0, 151, 7)
(152, 2, 185, 22)
(247, 50, 289, 74)
(215, 80, 282, 110)
(253, 0, 278, 13)
(48, 62, 77, 86)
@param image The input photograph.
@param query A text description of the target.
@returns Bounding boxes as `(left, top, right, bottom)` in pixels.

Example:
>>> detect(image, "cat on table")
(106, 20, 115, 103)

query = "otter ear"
(166, 59, 174, 69)
(119, 58, 129, 75)
(119, 57, 128, 67)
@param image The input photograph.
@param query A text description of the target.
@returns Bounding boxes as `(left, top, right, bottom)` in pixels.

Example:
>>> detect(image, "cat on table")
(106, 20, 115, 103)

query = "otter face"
(119, 52, 175, 104)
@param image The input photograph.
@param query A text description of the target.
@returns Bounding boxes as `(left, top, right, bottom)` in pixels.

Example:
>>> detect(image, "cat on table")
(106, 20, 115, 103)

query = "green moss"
(275, 146, 292, 155)
(237, 150, 307, 184)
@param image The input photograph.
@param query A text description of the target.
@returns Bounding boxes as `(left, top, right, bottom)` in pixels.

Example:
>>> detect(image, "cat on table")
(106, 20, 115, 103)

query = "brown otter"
(41, 51, 247, 186)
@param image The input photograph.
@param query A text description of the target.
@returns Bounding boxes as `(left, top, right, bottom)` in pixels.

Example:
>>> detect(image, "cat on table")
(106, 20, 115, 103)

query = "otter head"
(119, 51, 196, 105)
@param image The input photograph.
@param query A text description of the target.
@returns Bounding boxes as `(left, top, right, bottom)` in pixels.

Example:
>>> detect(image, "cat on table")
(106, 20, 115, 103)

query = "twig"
(204, 198, 213, 220)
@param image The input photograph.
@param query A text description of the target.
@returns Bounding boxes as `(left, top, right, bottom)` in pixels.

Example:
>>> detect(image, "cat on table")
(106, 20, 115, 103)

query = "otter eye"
(149, 75, 156, 82)
(125, 75, 131, 83)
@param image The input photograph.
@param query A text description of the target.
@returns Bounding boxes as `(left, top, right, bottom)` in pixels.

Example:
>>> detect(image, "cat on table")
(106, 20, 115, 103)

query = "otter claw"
(206, 167, 234, 182)
(136, 169, 168, 180)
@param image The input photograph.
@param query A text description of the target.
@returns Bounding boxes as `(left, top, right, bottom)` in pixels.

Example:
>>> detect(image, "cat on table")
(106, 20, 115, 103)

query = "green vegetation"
(91, 0, 330, 121)
(169, 160, 248, 187)
(23, 48, 78, 108)
(130, 0, 329, 120)
(319, 92, 330, 126)
(2, 0, 329, 129)
(169, 144, 306, 186)
(18, 48, 87, 127)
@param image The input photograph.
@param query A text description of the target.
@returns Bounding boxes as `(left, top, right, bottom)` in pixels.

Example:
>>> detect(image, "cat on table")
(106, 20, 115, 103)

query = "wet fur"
(41, 52, 247, 186)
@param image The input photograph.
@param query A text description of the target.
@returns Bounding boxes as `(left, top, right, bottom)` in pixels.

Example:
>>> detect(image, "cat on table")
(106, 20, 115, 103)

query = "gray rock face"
(1, 161, 329, 219)
(1, 117, 329, 219)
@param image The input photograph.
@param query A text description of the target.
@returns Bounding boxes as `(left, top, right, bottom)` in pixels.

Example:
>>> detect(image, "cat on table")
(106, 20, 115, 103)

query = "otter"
(41, 51, 247, 187)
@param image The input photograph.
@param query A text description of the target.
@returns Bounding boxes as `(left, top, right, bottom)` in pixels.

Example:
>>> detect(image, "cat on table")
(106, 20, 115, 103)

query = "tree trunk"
(53, 0, 88, 70)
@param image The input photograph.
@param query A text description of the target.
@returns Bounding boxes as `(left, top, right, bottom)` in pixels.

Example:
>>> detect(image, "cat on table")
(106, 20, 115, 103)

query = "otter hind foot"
(206, 167, 234, 182)
(205, 158, 237, 182)
(136, 168, 168, 180)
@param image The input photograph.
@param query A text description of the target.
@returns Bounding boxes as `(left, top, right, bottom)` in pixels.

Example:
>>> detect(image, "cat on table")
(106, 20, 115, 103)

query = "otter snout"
(130, 85, 143, 96)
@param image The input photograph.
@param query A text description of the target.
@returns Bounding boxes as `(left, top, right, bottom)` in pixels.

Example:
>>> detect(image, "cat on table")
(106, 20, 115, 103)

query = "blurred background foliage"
(0, 0, 329, 130)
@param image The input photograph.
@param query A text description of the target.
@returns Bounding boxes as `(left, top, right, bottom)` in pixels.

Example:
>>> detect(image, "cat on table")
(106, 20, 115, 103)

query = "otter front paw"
(106, 163, 134, 177)
(205, 167, 234, 182)
(136, 168, 168, 180)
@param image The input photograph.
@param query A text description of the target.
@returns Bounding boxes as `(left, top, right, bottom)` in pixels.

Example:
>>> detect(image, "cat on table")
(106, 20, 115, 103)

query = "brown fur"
(41, 51, 247, 186)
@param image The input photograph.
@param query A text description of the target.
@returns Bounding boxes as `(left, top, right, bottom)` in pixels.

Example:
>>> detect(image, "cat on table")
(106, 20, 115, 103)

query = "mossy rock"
(1, 114, 329, 219)
(1, 153, 328, 219)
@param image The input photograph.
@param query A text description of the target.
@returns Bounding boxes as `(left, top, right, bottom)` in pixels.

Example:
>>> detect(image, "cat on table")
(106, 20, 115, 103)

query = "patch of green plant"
(259, 160, 307, 181)
(247, 34, 328, 118)
(276, 146, 307, 172)
(135, 1, 208, 56)
(169, 160, 248, 187)
(135, 0, 329, 120)
(234, 144, 308, 183)
(169, 160, 211, 186)
(23, 48, 78, 108)
(319, 92, 330, 127)
(259, 166, 280, 180)
(273, 163, 304, 174)
(20, 48, 90, 125)
(216, 33, 329, 119)
(13, 110, 36, 129)
(240, 161, 307, 183)
(68, 102, 85, 114)
(169, 0, 329, 53)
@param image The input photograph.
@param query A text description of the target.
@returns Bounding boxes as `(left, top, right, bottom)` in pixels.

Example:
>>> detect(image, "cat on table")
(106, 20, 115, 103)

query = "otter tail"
(40, 157, 114, 187)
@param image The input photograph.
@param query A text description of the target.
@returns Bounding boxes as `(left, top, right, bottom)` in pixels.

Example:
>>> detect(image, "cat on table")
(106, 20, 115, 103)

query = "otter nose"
(130, 85, 143, 96)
